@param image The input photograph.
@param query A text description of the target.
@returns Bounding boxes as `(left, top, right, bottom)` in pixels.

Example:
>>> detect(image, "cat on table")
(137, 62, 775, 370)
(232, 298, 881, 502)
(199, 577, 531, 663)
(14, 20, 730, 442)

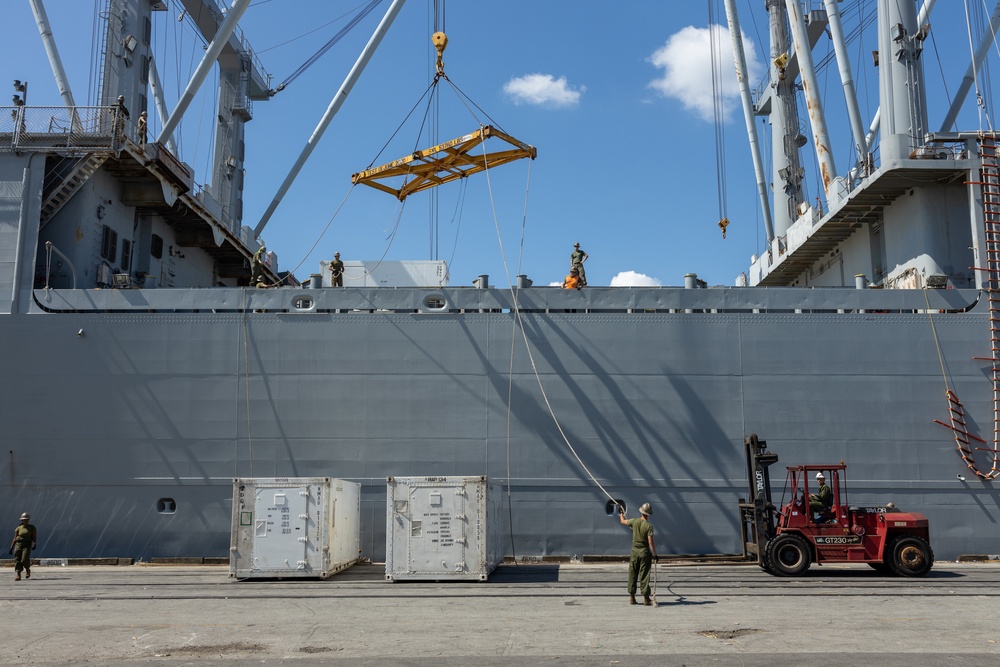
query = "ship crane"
(351, 31, 537, 201)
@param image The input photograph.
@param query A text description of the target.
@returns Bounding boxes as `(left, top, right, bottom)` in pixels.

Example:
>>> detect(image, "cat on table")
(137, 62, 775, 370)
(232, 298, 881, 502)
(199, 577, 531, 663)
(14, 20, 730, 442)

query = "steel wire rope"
(257, 12, 352, 54)
(500, 157, 532, 564)
(708, 2, 728, 228)
(408, 70, 597, 550)
(266, 0, 384, 94)
(478, 140, 618, 508)
(265, 67, 442, 286)
(443, 178, 469, 285)
(272, 74, 442, 288)
(965, 0, 997, 133)
(336, 73, 477, 285)
(927, 24, 955, 130)
(421, 69, 623, 543)
(241, 287, 254, 476)
(87, 0, 102, 105)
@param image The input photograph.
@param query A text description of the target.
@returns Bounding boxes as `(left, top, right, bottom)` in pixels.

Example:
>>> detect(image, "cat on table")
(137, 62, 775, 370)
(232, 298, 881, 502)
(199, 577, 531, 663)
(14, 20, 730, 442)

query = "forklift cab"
(784, 465, 846, 529)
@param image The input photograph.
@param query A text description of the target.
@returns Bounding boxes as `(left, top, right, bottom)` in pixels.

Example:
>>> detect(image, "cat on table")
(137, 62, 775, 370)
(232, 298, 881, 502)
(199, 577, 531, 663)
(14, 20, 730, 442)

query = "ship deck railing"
(0, 105, 134, 153)
(28, 286, 983, 316)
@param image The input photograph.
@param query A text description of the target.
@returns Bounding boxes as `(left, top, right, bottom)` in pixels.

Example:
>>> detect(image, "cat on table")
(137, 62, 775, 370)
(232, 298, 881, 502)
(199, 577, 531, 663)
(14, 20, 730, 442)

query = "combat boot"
(629, 594, 637, 605)
(15, 573, 20, 581)
(25, 568, 30, 579)
(643, 595, 652, 606)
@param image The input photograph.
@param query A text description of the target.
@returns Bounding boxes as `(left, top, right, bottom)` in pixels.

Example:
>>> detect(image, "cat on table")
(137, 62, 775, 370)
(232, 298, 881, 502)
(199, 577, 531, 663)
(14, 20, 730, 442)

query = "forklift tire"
(867, 562, 891, 574)
(765, 534, 811, 576)
(887, 535, 934, 577)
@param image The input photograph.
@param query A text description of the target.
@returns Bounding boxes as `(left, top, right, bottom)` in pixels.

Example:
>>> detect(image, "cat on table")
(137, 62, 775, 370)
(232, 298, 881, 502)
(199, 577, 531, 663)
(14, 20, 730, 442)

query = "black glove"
(653, 555, 659, 562)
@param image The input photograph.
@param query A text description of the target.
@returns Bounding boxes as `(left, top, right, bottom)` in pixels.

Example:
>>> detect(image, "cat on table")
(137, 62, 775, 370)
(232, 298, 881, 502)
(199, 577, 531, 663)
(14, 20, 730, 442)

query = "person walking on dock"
(620, 502, 658, 605)
(9, 512, 37, 581)
(570, 242, 588, 286)
(329, 252, 344, 287)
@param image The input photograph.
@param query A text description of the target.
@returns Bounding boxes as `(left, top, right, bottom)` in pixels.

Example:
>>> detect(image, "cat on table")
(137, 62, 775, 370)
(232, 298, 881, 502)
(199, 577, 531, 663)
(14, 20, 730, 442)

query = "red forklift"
(738, 434, 934, 576)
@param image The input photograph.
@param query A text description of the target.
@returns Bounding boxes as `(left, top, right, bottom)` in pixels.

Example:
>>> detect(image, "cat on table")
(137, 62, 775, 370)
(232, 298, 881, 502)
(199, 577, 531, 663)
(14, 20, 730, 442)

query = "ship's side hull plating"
(2, 286, 996, 560)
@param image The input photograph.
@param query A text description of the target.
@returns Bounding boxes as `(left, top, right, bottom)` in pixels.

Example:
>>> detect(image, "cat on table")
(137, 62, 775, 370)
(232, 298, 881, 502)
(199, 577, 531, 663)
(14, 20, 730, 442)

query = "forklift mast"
(739, 433, 779, 561)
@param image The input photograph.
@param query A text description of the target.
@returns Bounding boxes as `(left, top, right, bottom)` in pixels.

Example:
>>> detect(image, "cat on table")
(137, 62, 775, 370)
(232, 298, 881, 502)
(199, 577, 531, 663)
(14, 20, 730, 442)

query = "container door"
(252, 485, 311, 572)
(405, 482, 469, 575)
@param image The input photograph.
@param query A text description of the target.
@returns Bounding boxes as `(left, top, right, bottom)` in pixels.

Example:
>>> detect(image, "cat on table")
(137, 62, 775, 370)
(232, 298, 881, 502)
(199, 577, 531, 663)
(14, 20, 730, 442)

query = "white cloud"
(504, 74, 585, 108)
(647, 24, 763, 122)
(610, 271, 662, 287)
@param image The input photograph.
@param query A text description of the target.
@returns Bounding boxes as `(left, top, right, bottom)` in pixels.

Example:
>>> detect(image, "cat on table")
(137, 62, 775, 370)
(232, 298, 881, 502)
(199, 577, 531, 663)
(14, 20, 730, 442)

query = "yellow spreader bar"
(352, 125, 537, 201)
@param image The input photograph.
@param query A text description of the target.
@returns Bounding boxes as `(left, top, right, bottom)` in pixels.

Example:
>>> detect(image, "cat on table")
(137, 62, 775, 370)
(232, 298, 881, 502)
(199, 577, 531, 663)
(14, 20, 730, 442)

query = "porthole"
(292, 296, 314, 311)
(421, 294, 448, 312)
(157, 498, 177, 514)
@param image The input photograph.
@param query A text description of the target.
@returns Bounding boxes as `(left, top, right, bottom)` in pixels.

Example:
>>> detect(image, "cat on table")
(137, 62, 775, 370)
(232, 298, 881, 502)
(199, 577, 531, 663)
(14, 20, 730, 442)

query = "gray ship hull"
(4, 285, 995, 560)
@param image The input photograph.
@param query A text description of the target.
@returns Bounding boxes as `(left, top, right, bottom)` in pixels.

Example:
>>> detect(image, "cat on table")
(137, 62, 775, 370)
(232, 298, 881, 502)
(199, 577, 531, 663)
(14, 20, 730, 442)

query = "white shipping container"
(385, 475, 503, 581)
(318, 260, 449, 287)
(230, 477, 360, 579)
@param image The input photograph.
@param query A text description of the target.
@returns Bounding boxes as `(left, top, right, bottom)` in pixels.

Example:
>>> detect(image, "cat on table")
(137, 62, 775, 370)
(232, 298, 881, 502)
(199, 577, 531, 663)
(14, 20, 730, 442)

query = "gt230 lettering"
(814, 536, 862, 545)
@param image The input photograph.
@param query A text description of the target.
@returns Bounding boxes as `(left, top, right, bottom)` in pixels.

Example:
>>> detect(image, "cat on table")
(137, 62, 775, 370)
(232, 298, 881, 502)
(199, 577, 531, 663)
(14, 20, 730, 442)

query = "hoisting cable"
(964, 0, 997, 134)
(258, 77, 443, 287)
(708, 0, 729, 239)
(267, 0, 385, 96)
(502, 159, 531, 564)
(479, 141, 618, 508)
(241, 286, 254, 476)
(352, 32, 534, 201)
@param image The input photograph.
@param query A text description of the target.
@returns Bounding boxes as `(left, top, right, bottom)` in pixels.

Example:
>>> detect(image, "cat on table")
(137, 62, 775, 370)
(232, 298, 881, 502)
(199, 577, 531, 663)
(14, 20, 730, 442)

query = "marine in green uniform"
(570, 242, 588, 286)
(9, 512, 37, 581)
(251, 245, 266, 286)
(329, 252, 344, 287)
(619, 502, 658, 605)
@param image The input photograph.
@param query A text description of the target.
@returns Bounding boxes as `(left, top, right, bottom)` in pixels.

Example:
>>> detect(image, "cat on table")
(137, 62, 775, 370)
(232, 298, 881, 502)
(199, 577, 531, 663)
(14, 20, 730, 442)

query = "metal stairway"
(40, 153, 109, 226)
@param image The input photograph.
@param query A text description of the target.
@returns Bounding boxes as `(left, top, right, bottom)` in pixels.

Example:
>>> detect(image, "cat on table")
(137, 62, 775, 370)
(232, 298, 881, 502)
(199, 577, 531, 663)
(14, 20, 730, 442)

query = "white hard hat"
(815, 472, 825, 479)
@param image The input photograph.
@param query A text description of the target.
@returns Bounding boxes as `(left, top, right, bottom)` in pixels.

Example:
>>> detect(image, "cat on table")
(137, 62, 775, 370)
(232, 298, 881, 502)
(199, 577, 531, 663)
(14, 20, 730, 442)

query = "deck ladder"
(956, 137, 1000, 478)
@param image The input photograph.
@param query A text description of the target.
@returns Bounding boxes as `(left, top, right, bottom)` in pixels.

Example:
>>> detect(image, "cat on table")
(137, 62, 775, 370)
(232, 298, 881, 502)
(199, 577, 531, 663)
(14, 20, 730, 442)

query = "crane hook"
(432, 31, 448, 76)
(718, 217, 730, 239)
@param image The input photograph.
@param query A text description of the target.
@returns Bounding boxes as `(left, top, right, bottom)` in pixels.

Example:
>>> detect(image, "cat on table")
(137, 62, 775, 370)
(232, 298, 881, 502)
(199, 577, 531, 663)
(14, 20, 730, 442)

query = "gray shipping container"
(230, 477, 360, 579)
(385, 475, 504, 581)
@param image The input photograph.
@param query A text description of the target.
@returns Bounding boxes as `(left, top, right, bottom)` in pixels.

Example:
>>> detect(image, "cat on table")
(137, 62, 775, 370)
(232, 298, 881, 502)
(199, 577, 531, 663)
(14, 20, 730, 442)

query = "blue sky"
(4, 1, 995, 287)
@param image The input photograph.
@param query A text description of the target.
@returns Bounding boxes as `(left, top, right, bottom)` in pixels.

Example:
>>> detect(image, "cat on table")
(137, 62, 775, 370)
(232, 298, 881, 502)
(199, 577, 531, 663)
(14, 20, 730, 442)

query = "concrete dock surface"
(0, 561, 998, 666)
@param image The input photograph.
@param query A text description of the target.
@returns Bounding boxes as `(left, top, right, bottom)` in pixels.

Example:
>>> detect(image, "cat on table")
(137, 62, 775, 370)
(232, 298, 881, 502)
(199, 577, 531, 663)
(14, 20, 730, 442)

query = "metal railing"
(0, 105, 133, 152)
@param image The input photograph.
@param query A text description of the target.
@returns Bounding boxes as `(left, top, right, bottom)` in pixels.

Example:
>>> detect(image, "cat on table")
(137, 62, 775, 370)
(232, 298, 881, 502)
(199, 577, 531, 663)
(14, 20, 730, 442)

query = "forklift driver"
(809, 472, 832, 518)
